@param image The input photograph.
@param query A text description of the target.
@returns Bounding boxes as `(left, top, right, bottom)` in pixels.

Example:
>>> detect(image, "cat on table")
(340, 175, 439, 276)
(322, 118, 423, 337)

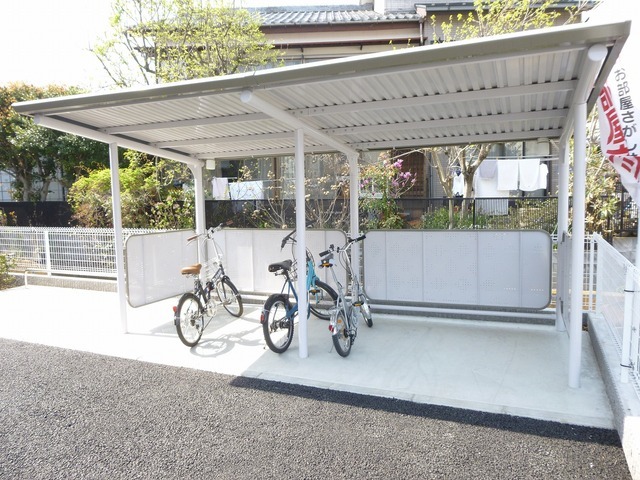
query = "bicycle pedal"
(352, 302, 363, 307)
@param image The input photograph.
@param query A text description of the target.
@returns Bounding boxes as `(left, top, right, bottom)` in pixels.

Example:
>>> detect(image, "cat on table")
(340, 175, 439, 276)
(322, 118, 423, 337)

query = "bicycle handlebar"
(319, 233, 366, 259)
(281, 229, 296, 249)
(187, 221, 233, 244)
(347, 234, 367, 243)
(280, 223, 316, 250)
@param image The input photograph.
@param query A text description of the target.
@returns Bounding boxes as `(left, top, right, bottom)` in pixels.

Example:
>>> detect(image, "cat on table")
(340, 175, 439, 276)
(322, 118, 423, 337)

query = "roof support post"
(190, 164, 207, 281)
(348, 152, 361, 276)
(109, 142, 128, 334)
(190, 163, 206, 235)
(569, 100, 587, 389)
(294, 129, 309, 358)
(556, 141, 570, 332)
(563, 43, 607, 389)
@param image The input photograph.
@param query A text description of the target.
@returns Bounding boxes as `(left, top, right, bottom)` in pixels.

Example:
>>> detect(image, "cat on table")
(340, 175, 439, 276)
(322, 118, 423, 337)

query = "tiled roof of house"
(252, 1, 592, 26)
(252, 7, 420, 26)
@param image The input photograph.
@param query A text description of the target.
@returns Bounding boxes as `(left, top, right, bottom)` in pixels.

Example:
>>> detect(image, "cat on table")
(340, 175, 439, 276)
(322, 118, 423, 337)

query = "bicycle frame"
(173, 223, 243, 347)
(261, 227, 339, 354)
(279, 268, 300, 322)
(319, 234, 371, 356)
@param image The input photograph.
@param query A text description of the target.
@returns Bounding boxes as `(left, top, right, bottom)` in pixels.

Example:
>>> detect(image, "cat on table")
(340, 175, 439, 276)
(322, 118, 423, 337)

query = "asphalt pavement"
(0, 338, 630, 479)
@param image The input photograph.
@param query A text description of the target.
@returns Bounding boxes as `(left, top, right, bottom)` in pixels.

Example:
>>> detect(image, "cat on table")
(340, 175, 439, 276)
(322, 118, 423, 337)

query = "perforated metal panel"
(125, 230, 195, 307)
(223, 229, 347, 295)
(125, 229, 346, 307)
(363, 230, 551, 310)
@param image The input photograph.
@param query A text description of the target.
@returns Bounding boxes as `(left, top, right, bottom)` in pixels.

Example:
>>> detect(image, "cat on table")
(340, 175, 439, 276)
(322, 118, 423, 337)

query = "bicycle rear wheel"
(331, 310, 352, 357)
(175, 292, 204, 347)
(215, 277, 243, 317)
(309, 280, 337, 320)
(261, 294, 295, 353)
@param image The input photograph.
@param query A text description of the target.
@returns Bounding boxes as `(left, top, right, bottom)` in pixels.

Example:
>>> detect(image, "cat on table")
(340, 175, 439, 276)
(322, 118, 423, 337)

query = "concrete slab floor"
(0, 285, 613, 429)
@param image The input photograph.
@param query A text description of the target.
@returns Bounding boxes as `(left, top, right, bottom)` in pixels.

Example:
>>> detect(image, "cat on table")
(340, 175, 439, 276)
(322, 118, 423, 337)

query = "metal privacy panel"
(226, 229, 347, 295)
(363, 230, 551, 310)
(126, 230, 195, 307)
(125, 229, 346, 307)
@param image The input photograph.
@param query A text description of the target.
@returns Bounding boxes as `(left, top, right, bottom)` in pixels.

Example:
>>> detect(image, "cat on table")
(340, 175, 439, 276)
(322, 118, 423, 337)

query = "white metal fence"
(592, 233, 640, 386)
(0, 227, 155, 277)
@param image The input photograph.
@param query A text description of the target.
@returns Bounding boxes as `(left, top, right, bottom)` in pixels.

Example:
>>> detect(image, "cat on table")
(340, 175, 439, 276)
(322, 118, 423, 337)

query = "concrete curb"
(589, 312, 640, 480)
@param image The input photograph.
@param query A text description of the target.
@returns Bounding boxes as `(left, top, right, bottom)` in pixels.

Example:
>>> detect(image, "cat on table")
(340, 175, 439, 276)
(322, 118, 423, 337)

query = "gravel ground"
(0, 338, 631, 479)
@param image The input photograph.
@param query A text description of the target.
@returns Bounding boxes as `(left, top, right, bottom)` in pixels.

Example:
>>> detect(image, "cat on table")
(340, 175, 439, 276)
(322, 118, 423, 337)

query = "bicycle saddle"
(268, 259, 292, 273)
(181, 263, 202, 275)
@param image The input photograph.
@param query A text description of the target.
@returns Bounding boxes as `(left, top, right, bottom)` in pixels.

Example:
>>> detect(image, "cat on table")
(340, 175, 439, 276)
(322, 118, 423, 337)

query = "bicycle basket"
(203, 258, 220, 280)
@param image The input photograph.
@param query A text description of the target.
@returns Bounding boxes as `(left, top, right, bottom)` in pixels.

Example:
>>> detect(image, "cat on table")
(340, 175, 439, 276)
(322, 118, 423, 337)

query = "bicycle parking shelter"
(13, 19, 631, 387)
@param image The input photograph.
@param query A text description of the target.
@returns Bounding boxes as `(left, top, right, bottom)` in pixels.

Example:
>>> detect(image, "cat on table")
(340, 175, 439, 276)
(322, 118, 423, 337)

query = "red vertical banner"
(598, 66, 640, 199)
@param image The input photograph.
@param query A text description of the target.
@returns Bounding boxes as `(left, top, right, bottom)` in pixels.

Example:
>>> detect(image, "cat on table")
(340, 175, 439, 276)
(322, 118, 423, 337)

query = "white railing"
(0, 227, 156, 277)
(592, 233, 640, 385)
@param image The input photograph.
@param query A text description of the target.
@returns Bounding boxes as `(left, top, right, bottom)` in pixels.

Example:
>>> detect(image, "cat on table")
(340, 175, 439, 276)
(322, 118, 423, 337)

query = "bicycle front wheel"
(331, 310, 352, 357)
(360, 298, 373, 328)
(309, 280, 337, 320)
(175, 293, 204, 347)
(215, 277, 243, 317)
(261, 294, 295, 354)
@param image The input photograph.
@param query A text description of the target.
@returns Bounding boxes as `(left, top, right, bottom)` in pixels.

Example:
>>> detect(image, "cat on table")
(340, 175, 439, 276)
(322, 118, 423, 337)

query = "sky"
(0, 0, 357, 90)
(0, 0, 636, 91)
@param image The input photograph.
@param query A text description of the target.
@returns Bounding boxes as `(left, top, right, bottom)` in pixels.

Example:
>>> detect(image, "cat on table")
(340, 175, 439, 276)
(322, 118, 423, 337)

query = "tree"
(237, 154, 351, 230)
(576, 110, 621, 237)
(0, 83, 108, 201)
(67, 150, 194, 229)
(92, 0, 280, 87)
(426, 0, 589, 227)
(360, 152, 416, 229)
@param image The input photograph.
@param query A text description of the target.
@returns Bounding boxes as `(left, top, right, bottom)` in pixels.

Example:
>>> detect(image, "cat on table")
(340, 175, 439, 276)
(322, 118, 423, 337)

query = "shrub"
(0, 253, 16, 290)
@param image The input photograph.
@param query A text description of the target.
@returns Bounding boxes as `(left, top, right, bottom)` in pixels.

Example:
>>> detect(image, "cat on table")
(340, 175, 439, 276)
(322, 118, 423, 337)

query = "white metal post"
(295, 129, 308, 358)
(109, 143, 128, 334)
(556, 141, 570, 331)
(191, 164, 206, 236)
(348, 153, 361, 276)
(588, 235, 595, 311)
(622, 265, 634, 383)
(569, 101, 587, 388)
(43, 231, 52, 276)
(190, 164, 207, 269)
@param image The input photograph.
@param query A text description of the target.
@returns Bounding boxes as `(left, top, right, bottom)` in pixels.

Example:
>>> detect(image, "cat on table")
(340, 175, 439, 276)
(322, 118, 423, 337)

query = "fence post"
(621, 265, 635, 383)
(43, 230, 52, 276)
(588, 235, 595, 311)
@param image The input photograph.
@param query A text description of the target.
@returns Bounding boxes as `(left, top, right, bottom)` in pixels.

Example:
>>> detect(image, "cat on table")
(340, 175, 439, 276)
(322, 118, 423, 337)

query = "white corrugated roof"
(13, 20, 630, 166)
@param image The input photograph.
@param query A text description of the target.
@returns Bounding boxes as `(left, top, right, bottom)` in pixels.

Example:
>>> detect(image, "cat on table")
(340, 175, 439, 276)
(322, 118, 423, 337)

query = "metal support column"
(556, 142, 570, 331)
(348, 153, 361, 275)
(109, 143, 128, 333)
(569, 101, 587, 388)
(295, 129, 308, 358)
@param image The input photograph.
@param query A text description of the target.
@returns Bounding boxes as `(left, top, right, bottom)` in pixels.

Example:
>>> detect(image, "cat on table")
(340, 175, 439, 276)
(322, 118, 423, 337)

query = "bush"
(420, 207, 488, 229)
(0, 253, 16, 290)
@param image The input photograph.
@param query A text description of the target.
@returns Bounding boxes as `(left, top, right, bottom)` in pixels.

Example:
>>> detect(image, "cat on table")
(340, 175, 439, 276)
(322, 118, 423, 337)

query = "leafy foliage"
(359, 152, 416, 230)
(238, 155, 350, 230)
(0, 209, 17, 226)
(93, 0, 280, 87)
(0, 254, 16, 290)
(0, 83, 108, 201)
(68, 151, 194, 229)
(420, 207, 486, 230)
(434, 0, 568, 41)
(581, 111, 621, 235)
